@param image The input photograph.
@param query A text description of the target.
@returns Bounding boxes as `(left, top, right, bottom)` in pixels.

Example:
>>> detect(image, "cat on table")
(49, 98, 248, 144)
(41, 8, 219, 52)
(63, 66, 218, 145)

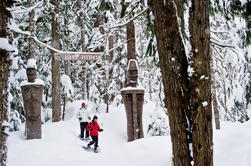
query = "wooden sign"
(54, 52, 110, 61)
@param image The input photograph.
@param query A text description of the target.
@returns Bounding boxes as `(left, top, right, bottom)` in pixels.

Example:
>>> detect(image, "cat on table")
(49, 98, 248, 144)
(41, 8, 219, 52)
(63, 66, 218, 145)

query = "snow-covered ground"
(7, 100, 251, 166)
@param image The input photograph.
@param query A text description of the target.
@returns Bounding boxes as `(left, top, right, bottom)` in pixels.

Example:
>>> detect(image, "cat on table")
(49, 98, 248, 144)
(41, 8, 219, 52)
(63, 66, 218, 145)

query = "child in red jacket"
(86, 115, 103, 151)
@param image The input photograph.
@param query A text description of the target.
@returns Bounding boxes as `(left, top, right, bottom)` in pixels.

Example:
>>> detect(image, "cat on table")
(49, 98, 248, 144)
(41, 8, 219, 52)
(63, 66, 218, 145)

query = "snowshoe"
(93, 147, 100, 153)
(82, 145, 100, 153)
(82, 145, 92, 152)
(93, 149, 100, 153)
(85, 137, 91, 141)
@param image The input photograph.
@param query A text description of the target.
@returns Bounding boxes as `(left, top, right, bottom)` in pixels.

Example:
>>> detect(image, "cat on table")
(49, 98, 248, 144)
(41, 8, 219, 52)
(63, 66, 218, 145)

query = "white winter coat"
(76, 108, 90, 122)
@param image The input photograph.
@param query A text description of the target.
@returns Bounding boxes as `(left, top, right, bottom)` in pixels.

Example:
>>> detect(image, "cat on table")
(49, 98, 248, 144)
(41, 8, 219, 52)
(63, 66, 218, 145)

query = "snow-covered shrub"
(61, 74, 74, 100)
(147, 106, 169, 136)
(8, 110, 23, 132)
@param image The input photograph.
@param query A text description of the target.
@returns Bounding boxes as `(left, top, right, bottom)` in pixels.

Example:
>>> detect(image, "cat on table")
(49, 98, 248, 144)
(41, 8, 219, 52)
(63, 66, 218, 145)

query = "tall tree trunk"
(223, 78, 228, 114)
(212, 82, 220, 129)
(151, 1, 192, 165)
(139, 23, 144, 57)
(0, 52, 11, 166)
(78, 0, 86, 99)
(29, 0, 35, 59)
(189, 0, 213, 165)
(105, 35, 114, 113)
(93, 13, 108, 110)
(149, 74, 152, 101)
(211, 63, 220, 129)
(0, 1, 13, 165)
(159, 77, 163, 107)
(51, 0, 61, 122)
(126, 20, 136, 60)
(62, 87, 66, 121)
(109, 35, 114, 61)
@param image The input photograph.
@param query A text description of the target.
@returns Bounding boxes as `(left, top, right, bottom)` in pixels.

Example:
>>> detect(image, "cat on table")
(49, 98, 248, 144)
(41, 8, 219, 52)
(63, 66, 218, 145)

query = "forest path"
(7, 101, 251, 166)
(7, 100, 172, 166)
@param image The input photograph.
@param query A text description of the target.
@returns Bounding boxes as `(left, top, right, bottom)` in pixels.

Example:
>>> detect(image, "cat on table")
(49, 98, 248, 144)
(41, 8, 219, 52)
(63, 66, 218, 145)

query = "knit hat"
(93, 115, 98, 120)
(81, 102, 86, 108)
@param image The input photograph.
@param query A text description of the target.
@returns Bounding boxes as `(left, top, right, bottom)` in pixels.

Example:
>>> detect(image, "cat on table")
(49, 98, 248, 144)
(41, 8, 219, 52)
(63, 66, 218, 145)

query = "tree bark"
(126, 21, 136, 60)
(29, 0, 35, 59)
(51, 0, 61, 122)
(149, 74, 152, 101)
(78, 0, 86, 99)
(151, 1, 192, 165)
(0, 1, 13, 165)
(189, 0, 213, 165)
(0, 52, 10, 166)
(105, 35, 114, 113)
(174, 0, 185, 39)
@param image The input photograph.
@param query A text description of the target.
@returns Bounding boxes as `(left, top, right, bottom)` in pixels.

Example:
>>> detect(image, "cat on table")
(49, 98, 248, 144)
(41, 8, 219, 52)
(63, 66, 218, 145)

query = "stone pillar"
(121, 59, 145, 142)
(21, 59, 44, 139)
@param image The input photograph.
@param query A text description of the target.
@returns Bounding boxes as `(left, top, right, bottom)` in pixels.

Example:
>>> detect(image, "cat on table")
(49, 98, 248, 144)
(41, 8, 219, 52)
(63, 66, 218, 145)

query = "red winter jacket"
(86, 121, 102, 136)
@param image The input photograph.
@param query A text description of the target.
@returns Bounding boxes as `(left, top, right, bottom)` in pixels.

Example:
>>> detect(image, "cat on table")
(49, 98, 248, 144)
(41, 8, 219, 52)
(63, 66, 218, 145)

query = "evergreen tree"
(211, 0, 250, 122)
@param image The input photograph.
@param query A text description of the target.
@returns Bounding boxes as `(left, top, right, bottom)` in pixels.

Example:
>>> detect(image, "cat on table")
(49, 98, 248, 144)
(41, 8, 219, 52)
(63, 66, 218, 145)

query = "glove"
(100, 129, 103, 132)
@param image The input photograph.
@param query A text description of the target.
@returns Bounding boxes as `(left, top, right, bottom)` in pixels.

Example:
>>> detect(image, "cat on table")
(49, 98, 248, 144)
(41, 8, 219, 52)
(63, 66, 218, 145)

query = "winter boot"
(94, 145, 98, 151)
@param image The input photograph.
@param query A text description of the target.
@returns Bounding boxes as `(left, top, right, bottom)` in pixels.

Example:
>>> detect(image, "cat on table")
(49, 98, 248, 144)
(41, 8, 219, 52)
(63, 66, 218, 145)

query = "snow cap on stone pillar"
(26, 58, 37, 83)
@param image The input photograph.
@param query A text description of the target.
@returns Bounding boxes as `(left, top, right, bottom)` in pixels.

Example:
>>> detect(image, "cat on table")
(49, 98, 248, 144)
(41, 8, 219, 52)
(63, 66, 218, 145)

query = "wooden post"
(132, 93, 138, 140)
(21, 84, 44, 139)
(121, 59, 144, 142)
(21, 66, 44, 139)
(29, 0, 35, 59)
(126, 20, 136, 60)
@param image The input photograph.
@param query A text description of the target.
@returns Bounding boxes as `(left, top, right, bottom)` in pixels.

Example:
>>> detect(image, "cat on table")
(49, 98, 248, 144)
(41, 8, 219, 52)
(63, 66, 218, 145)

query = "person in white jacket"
(76, 102, 90, 140)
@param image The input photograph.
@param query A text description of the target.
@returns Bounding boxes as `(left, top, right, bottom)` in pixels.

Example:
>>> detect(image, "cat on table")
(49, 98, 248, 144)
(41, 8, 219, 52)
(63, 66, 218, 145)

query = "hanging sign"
(54, 52, 110, 62)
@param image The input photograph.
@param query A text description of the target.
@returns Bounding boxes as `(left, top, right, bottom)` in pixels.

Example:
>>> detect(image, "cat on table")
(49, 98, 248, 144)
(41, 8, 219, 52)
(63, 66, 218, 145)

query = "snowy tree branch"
(210, 38, 235, 48)
(108, 7, 149, 29)
(8, 1, 43, 14)
(29, 36, 61, 53)
(29, 36, 133, 56)
(89, 7, 149, 45)
(107, 38, 134, 53)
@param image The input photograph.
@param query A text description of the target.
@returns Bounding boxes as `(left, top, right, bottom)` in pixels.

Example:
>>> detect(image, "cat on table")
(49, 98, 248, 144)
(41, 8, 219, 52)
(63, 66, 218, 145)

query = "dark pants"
(88, 136, 99, 148)
(80, 122, 89, 139)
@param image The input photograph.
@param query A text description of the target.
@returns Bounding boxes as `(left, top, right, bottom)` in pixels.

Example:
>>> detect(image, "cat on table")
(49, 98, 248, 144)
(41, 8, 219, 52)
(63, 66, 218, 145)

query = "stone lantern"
(121, 59, 145, 142)
(21, 59, 44, 140)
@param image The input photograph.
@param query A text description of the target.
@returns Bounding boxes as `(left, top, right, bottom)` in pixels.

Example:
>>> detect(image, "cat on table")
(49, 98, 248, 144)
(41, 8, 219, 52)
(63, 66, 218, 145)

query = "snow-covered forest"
(0, 0, 250, 166)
